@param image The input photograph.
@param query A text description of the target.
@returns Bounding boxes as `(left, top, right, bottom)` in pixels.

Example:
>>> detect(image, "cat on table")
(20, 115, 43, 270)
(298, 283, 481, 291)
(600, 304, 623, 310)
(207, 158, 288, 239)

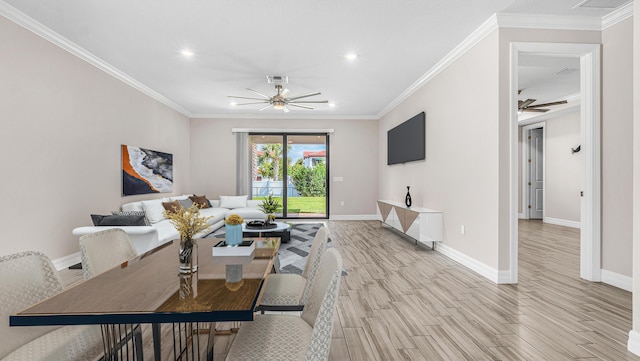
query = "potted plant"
(259, 193, 280, 225)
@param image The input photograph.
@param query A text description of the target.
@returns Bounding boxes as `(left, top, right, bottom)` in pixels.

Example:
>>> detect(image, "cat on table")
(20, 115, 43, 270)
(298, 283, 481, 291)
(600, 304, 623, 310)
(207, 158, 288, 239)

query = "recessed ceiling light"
(328, 102, 336, 108)
(180, 49, 194, 57)
(345, 53, 358, 61)
(229, 101, 237, 106)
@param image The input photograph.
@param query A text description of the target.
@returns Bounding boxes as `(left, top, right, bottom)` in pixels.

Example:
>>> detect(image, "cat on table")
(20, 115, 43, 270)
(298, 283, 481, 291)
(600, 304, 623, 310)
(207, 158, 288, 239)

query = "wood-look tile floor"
(60, 220, 639, 360)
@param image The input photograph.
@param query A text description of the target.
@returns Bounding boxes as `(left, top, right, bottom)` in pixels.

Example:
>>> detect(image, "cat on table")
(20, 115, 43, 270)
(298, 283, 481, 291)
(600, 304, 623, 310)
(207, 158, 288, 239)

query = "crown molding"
(495, 12, 602, 30)
(602, 1, 633, 30)
(191, 113, 378, 120)
(377, 14, 500, 119)
(0, 2, 193, 118)
(377, 9, 630, 119)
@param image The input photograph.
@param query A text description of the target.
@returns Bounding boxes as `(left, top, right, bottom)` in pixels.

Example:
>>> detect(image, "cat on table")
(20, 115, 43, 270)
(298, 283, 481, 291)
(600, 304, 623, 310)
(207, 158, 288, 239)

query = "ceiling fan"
(228, 85, 328, 113)
(518, 90, 568, 113)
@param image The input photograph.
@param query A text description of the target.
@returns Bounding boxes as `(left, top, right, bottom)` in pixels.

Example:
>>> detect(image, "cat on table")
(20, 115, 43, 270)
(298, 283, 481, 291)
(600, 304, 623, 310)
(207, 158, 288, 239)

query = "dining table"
(10, 236, 281, 361)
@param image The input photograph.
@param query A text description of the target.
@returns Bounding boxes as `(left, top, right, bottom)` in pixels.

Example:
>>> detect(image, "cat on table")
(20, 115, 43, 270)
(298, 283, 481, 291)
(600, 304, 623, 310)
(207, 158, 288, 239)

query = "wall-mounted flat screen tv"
(387, 112, 425, 165)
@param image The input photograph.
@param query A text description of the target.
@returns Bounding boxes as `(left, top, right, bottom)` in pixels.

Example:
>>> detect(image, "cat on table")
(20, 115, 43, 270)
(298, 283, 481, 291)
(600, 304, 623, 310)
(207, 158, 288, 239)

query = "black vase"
(405, 186, 412, 208)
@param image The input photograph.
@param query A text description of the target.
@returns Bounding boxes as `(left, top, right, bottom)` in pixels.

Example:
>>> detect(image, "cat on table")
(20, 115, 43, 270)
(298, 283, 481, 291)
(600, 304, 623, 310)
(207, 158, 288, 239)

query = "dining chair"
(79, 228, 139, 279)
(79, 228, 143, 360)
(0, 250, 103, 361)
(225, 248, 343, 361)
(256, 226, 329, 313)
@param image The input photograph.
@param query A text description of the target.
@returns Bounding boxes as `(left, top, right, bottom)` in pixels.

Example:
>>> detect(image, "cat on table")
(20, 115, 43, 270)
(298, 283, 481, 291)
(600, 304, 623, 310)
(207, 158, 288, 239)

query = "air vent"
(573, 0, 629, 10)
(266, 75, 288, 84)
(554, 67, 579, 75)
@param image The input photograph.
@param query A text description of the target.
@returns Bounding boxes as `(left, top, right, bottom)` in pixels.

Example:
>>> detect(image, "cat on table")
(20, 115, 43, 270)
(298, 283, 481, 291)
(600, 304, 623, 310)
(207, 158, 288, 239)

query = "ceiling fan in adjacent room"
(228, 84, 328, 113)
(518, 90, 568, 113)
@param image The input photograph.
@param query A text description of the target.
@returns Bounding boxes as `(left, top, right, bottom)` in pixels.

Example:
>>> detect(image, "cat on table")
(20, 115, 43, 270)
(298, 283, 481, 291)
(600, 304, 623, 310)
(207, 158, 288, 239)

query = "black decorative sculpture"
(405, 186, 412, 208)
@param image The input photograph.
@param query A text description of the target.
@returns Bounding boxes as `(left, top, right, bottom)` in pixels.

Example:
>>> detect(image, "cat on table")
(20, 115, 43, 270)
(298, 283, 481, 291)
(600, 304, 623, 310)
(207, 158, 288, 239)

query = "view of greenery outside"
(254, 196, 326, 214)
(255, 141, 326, 216)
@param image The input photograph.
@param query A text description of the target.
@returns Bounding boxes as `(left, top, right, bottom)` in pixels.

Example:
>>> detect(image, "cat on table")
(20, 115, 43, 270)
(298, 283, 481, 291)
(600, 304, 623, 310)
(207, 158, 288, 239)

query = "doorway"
(509, 42, 601, 284)
(249, 133, 329, 219)
(527, 126, 544, 220)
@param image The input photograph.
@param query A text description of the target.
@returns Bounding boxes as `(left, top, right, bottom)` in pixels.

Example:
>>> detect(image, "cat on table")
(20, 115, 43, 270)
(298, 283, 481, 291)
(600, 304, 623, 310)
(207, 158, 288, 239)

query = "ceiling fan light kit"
(228, 81, 328, 113)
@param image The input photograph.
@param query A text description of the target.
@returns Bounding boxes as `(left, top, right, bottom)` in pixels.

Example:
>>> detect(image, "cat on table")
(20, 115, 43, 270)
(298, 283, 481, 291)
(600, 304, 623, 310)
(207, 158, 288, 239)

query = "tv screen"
(387, 112, 425, 165)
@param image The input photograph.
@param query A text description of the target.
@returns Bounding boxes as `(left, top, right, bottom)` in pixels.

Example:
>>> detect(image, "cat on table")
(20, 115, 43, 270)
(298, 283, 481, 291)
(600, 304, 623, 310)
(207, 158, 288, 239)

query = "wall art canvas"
(121, 145, 173, 196)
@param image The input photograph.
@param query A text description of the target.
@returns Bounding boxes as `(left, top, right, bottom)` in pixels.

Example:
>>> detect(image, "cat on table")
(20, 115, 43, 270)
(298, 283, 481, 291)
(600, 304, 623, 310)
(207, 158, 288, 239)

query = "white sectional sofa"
(72, 195, 266, 255)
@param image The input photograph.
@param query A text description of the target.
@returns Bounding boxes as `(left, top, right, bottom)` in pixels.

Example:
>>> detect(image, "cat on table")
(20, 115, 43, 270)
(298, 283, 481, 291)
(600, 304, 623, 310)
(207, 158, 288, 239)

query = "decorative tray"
(245, 221, 278, 229)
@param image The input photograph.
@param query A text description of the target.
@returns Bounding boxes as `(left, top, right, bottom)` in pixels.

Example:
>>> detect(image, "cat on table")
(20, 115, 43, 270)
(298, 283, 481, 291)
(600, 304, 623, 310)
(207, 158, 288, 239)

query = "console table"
(377, 200, 443, 249)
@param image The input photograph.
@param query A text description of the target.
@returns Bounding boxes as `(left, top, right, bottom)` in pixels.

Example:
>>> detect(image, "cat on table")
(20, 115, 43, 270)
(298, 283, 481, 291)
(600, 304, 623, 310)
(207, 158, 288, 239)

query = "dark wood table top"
(11, 237, 280, 326)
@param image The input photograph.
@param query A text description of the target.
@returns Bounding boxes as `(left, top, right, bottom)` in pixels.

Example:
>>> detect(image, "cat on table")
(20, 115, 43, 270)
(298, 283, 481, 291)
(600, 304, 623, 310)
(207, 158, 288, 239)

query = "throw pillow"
(91, 214, 147, 226)
(141, 199, 168, 224)
(189, 195, 211, 209)
(178, 198, 194, 210)
(219, 195, 247, 209)
(162, 200, 183, 214)
(111, 210, 151, 226)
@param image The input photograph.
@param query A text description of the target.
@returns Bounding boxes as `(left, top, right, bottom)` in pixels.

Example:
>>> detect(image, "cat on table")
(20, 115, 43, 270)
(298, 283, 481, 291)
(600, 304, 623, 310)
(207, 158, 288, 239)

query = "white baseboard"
(52, 252, 81, 271)
(601, 269, 632, 292)
(628, 330, 640, 356)
(329, 214, 379, 221)
(544, 217, 581, 229)
(436, 243, 503, 284)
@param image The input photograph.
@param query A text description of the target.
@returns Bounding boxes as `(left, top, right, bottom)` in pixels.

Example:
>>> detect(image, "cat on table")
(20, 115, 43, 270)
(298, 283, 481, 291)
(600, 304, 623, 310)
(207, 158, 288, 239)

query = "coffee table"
(242, 222, 291, 243)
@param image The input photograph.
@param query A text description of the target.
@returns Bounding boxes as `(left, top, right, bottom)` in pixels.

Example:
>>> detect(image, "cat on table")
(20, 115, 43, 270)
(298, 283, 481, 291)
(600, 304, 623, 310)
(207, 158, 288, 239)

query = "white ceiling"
(0, 0, 630, 118)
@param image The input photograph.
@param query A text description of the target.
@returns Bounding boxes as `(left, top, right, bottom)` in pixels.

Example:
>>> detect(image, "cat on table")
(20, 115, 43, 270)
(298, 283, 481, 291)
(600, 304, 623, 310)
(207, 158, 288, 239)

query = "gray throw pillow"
(178, 198, 194, 210)
(92, 214, 147, 226)
(111, 210, 151, 226)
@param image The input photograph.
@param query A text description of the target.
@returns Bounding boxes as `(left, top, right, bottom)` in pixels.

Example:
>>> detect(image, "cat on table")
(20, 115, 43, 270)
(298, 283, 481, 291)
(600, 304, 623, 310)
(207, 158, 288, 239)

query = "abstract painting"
(121, 145, 173, 196)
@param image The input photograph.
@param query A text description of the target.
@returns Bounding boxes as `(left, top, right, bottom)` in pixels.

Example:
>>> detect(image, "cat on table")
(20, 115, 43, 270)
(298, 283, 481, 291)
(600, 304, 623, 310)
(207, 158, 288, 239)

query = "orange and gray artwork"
(121, 144, 173, 196)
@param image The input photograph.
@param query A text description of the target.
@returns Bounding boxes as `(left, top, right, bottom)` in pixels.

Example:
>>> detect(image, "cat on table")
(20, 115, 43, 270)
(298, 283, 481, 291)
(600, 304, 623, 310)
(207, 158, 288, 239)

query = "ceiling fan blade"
(288, 100, 329, 104)
(235, 102, 270, 106)
(527, 100, 568, 108)
(287, 92, 321, 101)
(283, 106, 290, 113)
(258, 104, 273, 111)
(519, 99, 536, 108)
(523, 108, 549, 113)
(281, 88, 290, 97)
(227, 96, 270, 101)
(288, 103, 314, 110)
(247, 88, 271, 99)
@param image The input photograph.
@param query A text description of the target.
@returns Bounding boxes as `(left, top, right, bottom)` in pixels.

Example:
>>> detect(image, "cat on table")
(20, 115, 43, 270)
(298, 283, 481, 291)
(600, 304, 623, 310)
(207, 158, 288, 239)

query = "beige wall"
(545, 112, 581, 222)
(379, 31, 501, 270)
(0, 16, 191, 262)
(189, 118, 378, 217)
(602, 18, 633, 278)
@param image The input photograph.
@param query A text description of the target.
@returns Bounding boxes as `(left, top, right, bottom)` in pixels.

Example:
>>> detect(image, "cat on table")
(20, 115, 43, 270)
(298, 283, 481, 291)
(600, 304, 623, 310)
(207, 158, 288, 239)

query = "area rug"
(209, 223, 332, 274)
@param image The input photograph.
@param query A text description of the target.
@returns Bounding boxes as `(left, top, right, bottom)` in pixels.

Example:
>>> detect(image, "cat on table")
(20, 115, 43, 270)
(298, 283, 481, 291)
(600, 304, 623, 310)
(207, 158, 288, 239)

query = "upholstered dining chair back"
(0, 251, 64, 359)
(301, 248, 343, 361)
(79, 228, 138, 279)
(299, 226, 329, 304)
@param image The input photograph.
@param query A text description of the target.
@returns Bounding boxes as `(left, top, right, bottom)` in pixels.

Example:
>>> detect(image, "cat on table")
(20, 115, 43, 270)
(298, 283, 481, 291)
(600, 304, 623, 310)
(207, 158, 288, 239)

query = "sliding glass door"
(249, 133, 328, 219)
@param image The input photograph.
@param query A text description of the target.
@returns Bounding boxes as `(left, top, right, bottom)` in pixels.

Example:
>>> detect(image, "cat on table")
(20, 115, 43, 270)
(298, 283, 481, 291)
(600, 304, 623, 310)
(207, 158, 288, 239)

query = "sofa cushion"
(200, 207, 227, 224)
(190, 195, 211, 208)
(121, 201, 143, 212)
(227, 207, 266, 221)
(152, 220, 180, 243)
(141, 199, 168, 224)
(162, 200, 183, 214)
(220, 195, 247, 209)
(178, 198, 194, 209)
(91, 214, 147, 227)
(169, 194, 192, 201)
(111, 210, 151, 226)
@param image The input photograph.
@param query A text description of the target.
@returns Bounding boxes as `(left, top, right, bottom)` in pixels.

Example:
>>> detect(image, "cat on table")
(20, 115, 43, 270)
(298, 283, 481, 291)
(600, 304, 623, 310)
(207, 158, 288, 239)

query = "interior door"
(529, 128, 544, 219)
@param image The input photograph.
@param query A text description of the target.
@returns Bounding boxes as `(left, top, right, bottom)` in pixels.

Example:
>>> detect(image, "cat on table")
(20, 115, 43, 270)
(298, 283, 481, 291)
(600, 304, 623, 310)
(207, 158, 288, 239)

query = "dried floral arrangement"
(163, 203, 212, 242)
(225, 214, 244, 225)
